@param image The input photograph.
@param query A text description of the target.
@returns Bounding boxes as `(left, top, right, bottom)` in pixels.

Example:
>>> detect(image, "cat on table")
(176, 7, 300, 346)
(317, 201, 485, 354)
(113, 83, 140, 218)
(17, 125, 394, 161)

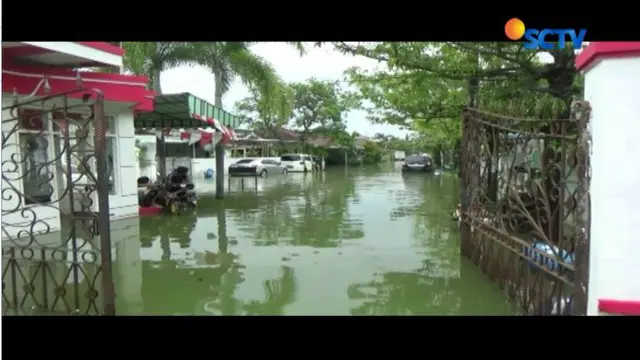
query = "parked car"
(228, 158, 288, 177)
(279, 154, 314, 172)
(401, 155, 434, 173)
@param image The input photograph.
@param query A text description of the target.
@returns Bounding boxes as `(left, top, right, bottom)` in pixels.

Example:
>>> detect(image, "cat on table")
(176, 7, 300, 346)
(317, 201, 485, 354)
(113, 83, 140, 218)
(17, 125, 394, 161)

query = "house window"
(18, 110, 54, 205)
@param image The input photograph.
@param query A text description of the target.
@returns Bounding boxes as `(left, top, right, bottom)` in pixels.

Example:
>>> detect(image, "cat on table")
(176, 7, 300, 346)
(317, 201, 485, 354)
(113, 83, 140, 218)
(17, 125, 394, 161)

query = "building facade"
(2, 42, 155, 239)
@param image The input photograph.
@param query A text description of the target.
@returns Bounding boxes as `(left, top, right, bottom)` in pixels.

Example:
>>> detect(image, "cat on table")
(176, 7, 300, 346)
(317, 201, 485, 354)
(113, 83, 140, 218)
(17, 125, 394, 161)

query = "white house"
(1, 42, 155, 240)
(577, 42, 640, 316)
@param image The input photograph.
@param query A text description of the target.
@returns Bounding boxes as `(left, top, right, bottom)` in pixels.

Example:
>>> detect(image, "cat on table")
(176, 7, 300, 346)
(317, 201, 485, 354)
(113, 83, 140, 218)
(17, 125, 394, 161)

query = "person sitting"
(166, 166, 189, 182)
(165, 166, 190, 192)
(137, 176, 151, 186)
(139, 187, 164, 208)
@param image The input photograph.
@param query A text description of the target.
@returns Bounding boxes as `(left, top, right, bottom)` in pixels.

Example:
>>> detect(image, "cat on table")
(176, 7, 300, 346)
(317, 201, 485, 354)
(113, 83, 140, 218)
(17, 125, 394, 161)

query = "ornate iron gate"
(460, 101, 591, 315)
(1, 80, 115, 315)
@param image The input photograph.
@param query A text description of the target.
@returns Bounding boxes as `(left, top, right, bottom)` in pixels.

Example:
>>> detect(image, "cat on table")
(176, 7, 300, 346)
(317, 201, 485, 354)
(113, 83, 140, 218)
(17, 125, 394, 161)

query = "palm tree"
(122, 42, 305, 197)
(121, 42, 203, 94)
(196, 42, 303, 107)
(195, 42, 305, 197)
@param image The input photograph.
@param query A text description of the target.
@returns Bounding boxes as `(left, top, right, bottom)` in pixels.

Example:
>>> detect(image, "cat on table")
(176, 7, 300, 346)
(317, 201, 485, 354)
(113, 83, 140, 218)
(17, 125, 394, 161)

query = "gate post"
(576, 42, 640, 316)
(93, 94, 116, 315)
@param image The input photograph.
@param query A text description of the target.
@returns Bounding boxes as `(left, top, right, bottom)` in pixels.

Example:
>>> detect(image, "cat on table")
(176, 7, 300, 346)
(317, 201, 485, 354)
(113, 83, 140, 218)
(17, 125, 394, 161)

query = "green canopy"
(135, 92, 240, 129)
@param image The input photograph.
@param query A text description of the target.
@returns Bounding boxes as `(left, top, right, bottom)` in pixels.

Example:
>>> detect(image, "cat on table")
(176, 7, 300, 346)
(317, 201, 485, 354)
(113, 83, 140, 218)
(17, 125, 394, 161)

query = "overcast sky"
(160, 42, 408, 138)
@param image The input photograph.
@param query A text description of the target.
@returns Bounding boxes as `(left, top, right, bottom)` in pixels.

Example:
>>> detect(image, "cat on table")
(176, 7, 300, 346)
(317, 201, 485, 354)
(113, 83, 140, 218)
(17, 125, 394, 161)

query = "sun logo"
(505, 18, 526, 41)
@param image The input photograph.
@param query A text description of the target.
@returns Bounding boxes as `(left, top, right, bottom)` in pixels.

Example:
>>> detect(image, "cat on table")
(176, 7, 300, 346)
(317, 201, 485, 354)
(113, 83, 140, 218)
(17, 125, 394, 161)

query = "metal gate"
(460, 101, 591, 315)
(2, 81, 115, 315)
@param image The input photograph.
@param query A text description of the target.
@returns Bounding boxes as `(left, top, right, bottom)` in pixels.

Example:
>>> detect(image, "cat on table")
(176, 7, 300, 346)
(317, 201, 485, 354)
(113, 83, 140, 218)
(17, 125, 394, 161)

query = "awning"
(135, 92, 239, 144)
(2, 64, 155, 112)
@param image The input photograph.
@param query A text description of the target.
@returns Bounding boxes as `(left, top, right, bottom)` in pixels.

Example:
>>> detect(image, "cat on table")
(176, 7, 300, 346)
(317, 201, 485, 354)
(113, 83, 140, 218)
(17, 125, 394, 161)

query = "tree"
(234, 82, 295, 138)
(361, 141, 383, 164)
(339, 42, 585, 302)
(334, 42, 582, 111)
(373, 133, 387, 141)
(345, 64, 462, 164)
(195, 42, 305, 198)
(341, 42, 585, 169)
(122, 42, 202, 94)
(196, 43, 283, 108)
(289, 78, 355, 144)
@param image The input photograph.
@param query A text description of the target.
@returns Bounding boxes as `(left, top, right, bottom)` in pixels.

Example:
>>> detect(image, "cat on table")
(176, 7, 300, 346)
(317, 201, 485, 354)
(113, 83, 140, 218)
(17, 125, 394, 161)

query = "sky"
(160, 42, 408, 138)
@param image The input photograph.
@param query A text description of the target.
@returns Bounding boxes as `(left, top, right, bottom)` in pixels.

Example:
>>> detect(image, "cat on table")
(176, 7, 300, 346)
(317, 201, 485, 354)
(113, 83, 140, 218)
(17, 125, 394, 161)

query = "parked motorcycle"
(137, 167, 197, 214)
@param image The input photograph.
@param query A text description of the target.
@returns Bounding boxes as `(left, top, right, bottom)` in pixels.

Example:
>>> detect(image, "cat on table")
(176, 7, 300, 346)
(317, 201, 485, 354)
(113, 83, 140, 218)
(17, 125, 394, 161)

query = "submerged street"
(115, 164, 515, 315)
(1, 42, 617, 317)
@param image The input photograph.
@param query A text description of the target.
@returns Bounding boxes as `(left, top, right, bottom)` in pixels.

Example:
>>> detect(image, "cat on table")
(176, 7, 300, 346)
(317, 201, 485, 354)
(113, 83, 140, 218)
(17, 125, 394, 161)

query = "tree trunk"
(152, 68, 167, 178)
(214, 69, 225, 198)
(152, 68, 163, 94)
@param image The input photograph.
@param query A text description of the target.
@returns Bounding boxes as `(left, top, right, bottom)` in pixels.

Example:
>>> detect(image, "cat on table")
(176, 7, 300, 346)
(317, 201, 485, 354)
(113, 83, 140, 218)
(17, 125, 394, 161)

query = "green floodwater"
(114, 164, 515, 315)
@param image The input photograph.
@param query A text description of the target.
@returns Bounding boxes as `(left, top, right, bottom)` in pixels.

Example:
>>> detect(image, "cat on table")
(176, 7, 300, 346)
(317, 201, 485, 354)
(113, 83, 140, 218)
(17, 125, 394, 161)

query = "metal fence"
(2, 82, 115, 315)
(459, 101, 591, 315)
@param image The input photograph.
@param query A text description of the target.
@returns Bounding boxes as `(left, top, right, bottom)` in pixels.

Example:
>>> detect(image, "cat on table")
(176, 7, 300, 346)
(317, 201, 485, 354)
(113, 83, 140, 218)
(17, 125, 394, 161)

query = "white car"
(279, 154, 314, 173)
(228, 158, 288, 177)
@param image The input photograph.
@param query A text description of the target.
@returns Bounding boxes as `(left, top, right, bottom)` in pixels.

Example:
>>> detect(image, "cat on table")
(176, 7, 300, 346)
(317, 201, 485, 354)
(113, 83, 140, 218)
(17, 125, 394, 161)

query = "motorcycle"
(166, 182, 197, 214)
(138, 169, 197, 214)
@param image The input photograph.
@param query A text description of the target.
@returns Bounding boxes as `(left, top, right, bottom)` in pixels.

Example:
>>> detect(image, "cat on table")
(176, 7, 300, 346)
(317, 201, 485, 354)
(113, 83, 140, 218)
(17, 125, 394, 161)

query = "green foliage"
(135, 139, 148, 162)
(289, 79, 347, 138)
(234, 82, 294, 135)
(195, 42, 283, 107)
(122, 42, 306, 109)
(361, 141, 383, 164)
(234, 77, 359, 145)
(194, 42, 306, 108)
(122, 42, 202, 93)
(337, 42, 584, 157)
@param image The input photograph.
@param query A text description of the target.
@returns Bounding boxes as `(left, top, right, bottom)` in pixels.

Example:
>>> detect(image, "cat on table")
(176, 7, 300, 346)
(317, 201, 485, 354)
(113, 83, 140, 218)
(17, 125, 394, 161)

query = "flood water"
(117, 164, 515, 315)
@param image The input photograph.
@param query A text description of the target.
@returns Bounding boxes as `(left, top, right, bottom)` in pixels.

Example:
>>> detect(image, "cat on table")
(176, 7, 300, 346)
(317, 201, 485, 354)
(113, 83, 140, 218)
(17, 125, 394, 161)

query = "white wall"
(585, 56, 640, 315)
(135, 134, 242, 182)
(109, 109, 138, 219)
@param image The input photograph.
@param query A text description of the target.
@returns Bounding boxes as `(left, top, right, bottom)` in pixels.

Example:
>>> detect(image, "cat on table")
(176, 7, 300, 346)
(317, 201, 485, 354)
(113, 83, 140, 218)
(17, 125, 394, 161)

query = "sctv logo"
(504, 18, 586, 50)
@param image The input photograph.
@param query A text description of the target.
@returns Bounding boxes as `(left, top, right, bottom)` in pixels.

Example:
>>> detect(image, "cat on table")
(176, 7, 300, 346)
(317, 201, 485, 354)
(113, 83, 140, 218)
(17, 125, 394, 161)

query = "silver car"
(228, 158, 288, 177)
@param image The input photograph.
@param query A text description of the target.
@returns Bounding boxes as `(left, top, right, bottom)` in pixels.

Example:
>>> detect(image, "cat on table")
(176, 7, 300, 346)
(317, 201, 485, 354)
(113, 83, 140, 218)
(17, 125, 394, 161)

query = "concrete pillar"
(576, 42, 640, 316)
(113, 218, 143, 314)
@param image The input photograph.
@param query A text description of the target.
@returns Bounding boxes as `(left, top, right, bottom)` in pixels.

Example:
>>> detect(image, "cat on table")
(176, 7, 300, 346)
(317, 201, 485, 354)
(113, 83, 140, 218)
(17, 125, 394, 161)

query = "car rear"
(280, 154, 306, 172)
(402, 155, 433, 173)
(228, 159, 260, 176)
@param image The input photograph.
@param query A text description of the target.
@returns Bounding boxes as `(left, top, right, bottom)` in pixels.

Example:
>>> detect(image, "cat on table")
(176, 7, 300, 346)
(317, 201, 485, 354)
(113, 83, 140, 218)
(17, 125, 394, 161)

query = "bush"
(362, 141, 382, 164)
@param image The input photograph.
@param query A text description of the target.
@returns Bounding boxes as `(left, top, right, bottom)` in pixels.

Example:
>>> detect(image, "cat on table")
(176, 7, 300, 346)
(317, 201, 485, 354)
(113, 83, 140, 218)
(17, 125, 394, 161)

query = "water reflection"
(219, 173, 364, 248)
(236, 266, 297, 315)
(111, 167, 514, 315)
(2, 217, 139, 315)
